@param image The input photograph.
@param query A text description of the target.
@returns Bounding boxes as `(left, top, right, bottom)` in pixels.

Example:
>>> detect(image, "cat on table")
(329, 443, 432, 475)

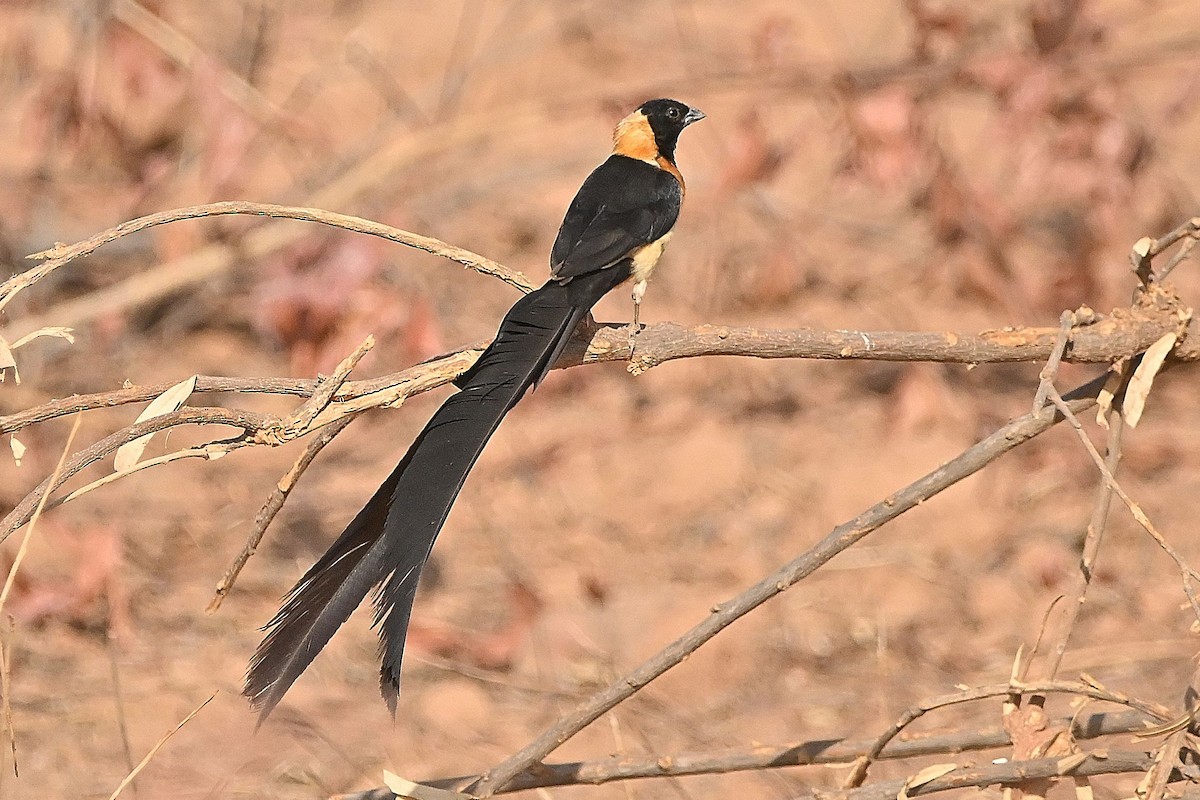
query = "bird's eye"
(666, 107, 680, 119)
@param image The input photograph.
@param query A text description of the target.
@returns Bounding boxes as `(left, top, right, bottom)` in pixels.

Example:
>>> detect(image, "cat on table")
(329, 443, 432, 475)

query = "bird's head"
(613, 98, 705, 163)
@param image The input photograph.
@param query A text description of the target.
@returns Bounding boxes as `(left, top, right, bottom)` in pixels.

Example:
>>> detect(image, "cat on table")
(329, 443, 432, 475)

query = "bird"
(244, 98, 705, 720)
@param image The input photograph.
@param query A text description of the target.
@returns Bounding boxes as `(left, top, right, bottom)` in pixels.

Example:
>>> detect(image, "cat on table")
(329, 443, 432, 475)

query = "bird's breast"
(630, 231, 673, 284)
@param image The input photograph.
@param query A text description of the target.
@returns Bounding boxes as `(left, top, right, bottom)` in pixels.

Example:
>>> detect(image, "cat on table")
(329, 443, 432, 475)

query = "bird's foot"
(626, 318, 646, 370)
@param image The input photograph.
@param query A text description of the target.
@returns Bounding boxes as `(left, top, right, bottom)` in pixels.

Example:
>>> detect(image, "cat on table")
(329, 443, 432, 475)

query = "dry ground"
(2, 1, 1200, 798)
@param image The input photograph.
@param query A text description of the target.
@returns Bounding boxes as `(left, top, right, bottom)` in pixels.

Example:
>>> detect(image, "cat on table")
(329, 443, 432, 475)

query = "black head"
(637, 98, 705, 160)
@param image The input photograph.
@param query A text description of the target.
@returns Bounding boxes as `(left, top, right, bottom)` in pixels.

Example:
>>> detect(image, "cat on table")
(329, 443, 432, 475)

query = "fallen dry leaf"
(1123, 333, 1176, 428)
(0, 334, 17, 383)
(114, 374, 198, 471)
(898, 763, 957, 800)
(9, 435, 25, 467)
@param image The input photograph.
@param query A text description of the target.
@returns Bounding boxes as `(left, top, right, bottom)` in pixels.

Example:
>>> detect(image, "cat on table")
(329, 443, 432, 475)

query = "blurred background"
(2, 1, 1200, 797)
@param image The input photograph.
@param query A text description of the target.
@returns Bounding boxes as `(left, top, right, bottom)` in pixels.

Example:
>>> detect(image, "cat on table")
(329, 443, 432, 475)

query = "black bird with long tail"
(245, 98, 705, 719)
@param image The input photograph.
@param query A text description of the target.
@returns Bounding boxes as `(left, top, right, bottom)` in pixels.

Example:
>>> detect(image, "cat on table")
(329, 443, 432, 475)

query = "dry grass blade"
(1, 619, 16, 777)
(0, 413, 81, 778)
(0, 414, 82, 614)
(106, 692, 217, 800)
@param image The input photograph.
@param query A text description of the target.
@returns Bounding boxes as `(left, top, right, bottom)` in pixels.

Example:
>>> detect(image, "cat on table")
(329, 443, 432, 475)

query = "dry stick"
(207, 413, 358, 613)
(1005, 357, 1128, 798)
(354, 749, 1169, 800)
(1143, 729, 1188, 800)
(1031, 310, 1079, 413)
(1045, 387, 1200, 621)
(465, 376, 1109, 797)
(106, 692, 217, 800)
(1130, 217, 1200, 287)
(841, 679, 1170, 790)
(0, 201, 530, 319)
(822, 750, 1161, 800)
(0, 619, 15, 778)
(392, 710, 1156, 797)
(1141, 217, 1200, 267)
(0, 344, 488, 542)
(276, 336, 374, 438)
(0, 414, 82, 611)
(0, 407, 271, 544)
(1038, 410, 1125, 680)
(105, 638, 138, 786)
(1159, 237, 1198, 282)
(0, 413, 81, 779)
(6, 311, 1199, 439)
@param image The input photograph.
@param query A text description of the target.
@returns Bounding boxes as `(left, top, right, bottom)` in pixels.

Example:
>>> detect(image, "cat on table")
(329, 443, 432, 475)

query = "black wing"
(551, 155, 682, 281)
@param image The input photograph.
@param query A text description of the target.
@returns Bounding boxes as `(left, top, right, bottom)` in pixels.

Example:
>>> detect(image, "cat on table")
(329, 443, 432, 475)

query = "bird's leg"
(630, 279, 646, 331)
(628, 280, 647, 358)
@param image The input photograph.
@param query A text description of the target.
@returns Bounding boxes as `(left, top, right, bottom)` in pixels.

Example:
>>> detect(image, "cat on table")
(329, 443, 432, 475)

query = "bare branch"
(0, 201, 532, 336)
(466, 375, 1109, 796)
(5, 306, 1195, 438)
(1046, 387, 1200, 621)
(377, 710, 1153, 797)
(0, 407, 271, 544)
(823, 750, 1160, 800)
(207, 413, 358, 613)
(1034, 408, 1125, 680)
(843, 679, 1170, 788)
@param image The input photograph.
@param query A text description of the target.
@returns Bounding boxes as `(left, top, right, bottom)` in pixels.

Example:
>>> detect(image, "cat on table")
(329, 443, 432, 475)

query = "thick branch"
(604, 311, 1198, 374)
(5, 305, 1192, 437)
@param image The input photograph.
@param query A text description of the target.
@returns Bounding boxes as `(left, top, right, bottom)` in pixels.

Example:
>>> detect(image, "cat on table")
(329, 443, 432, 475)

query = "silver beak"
(683, 107, 706, 125)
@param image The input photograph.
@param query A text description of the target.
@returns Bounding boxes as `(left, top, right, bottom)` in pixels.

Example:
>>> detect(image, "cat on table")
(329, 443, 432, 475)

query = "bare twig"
(0, 619, 15, 778)
(0, 201, 530, 322)
(259, 333, 372, 443)
(359, 710, 1155, 797)
(0, 414, 80, 779)
(1035, 409, 1125, 680)
(1045, 387, 1200, 622)
(106, 692, 216, 800)
(466, 376, 1109, 797)
(824, 750, 1160, 800)
(350, 749, 1168, 800)
(843, 678, 1169, 789)
(207, 413, 357, 612)
(0, 414, 82, 613)
(1141, 729, 1188, 800)
(1128, 218, 1200, 286)
(105, 638, 137, 785)
(1032, 310, 1079, 413)
(0, 407, 271, 544)
(1160, 237, 1198, 282)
